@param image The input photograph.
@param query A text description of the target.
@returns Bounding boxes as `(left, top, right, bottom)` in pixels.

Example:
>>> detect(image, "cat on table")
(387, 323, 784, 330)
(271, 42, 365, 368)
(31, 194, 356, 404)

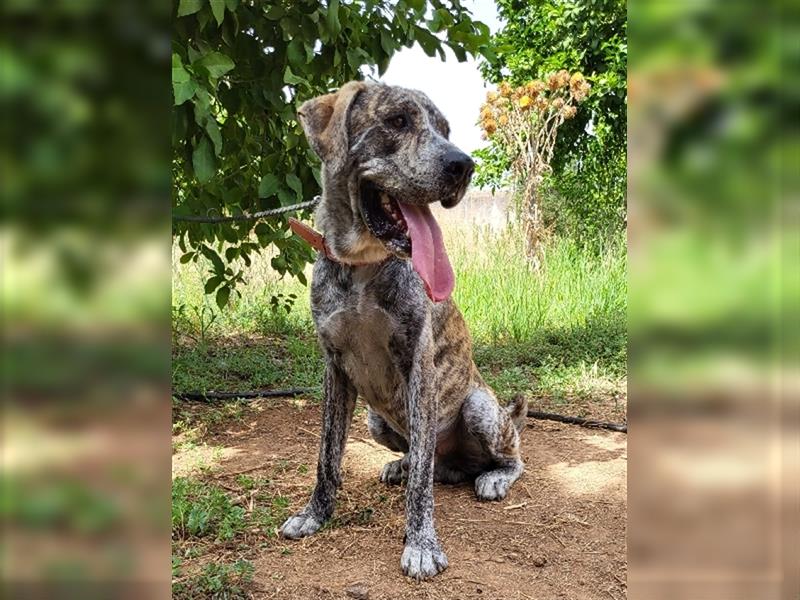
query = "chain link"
(172, 196, 321, 224)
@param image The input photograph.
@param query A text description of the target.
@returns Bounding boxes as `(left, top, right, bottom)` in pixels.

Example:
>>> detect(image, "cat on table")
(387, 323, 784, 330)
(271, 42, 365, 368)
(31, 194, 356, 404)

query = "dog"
(279, 81, 527, 580)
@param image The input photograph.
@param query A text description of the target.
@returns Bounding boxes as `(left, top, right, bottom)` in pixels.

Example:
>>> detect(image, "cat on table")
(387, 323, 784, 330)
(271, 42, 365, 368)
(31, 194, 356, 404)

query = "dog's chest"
(315, 291, 404, 409)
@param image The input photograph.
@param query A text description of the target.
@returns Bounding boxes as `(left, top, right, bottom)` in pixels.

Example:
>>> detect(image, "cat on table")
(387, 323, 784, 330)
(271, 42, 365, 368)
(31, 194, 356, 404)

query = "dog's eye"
(387, 114, 408, 130)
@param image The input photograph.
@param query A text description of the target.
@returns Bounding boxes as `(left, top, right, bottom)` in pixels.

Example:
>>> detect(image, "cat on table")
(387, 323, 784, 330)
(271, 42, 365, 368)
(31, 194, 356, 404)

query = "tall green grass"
(173, 224, 625, 341)
(449, 224, 626, 343)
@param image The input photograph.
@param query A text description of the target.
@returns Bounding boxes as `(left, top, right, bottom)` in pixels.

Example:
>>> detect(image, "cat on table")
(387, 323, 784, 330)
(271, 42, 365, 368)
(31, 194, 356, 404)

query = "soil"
(175, 398, 627, 600)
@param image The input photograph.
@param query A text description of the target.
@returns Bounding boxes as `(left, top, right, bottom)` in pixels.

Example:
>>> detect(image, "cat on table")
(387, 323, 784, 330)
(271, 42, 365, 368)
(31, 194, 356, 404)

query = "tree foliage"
(172, 0, 492, 308)
(477, 0, 627, 249)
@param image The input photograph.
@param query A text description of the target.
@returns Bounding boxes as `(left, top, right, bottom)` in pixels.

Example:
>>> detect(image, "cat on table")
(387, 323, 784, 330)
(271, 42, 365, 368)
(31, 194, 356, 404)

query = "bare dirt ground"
(174, 398, 627, 599)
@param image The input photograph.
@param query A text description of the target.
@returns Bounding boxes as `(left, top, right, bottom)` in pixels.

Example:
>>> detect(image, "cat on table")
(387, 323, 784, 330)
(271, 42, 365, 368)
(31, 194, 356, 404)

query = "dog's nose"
(443, 150, 475, 182)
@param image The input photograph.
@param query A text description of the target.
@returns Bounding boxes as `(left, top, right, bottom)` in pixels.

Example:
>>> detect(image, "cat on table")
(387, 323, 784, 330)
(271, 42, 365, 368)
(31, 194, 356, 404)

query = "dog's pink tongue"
(397, 202, 454, 302)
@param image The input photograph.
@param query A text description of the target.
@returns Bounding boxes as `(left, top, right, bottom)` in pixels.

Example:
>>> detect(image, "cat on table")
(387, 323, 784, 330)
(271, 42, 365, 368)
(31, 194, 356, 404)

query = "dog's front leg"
(401, 327, 448, 579)
(280, 360, 355, 539)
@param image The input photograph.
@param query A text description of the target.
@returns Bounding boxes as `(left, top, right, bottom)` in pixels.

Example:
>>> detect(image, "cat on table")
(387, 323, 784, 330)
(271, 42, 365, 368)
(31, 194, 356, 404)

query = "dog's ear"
(298, 81, 366, 172)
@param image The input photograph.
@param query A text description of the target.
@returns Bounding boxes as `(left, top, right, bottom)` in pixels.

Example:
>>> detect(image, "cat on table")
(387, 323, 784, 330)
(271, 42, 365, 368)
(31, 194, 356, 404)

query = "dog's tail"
(506, 394, 528, 434)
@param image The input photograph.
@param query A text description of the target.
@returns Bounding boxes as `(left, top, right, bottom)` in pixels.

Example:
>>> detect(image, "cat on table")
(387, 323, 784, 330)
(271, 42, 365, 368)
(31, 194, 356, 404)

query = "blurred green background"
(2, 1, 171, 597)
(627, 1, 797, 598)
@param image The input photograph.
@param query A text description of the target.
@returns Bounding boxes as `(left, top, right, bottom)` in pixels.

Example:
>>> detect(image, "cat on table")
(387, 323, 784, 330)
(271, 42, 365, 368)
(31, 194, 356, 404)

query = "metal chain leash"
(172, 196, 321, 224)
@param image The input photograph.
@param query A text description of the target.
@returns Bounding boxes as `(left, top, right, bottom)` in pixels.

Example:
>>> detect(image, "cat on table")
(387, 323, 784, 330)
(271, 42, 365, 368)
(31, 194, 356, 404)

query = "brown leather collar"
(288, 218, 387, 267)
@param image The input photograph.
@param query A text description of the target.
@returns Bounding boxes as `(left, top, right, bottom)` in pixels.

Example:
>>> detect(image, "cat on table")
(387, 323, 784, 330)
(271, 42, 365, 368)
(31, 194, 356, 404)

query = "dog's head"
(298, 81, 473, 301)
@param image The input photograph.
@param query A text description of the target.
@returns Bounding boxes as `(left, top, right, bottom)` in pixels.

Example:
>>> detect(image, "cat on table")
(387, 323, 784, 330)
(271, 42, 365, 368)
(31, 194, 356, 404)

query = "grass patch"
(172, 476, 291, 543)
(173, 558, 255, 600)
(172, 477, 248, 541)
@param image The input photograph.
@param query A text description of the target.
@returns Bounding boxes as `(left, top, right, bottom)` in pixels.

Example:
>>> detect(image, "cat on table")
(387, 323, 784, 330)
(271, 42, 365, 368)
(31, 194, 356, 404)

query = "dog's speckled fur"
(279, 81, 527, 580)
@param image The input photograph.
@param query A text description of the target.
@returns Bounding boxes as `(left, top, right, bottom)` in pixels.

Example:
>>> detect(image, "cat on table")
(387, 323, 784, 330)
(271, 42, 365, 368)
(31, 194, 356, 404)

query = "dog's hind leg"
(367, 409, 410, 485)
(367, 409, 409, 452)
(280, 361, 356, 538)
(462, 388, 526, 501)
(433, 462, 469, 484)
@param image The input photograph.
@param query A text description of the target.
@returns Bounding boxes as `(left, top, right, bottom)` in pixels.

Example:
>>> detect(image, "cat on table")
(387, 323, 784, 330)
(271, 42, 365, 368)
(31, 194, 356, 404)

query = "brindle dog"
(279, 81, 527, 580)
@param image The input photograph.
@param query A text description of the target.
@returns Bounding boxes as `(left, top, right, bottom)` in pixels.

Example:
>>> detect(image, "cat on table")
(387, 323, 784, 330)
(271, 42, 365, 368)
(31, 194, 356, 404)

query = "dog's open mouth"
(359, 180, 455, 302)
(359, 180, 412, 257)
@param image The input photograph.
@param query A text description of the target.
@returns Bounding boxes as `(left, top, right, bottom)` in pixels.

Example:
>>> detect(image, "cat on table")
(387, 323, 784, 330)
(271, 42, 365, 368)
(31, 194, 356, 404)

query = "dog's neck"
(314, 172, 391, 265)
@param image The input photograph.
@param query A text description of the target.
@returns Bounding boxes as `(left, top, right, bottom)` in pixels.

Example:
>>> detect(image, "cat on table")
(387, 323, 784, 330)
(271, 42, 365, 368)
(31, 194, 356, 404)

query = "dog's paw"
(380, 459, 406, 485)
(279, 512, 322, 539)
(475, 471, 512, 501)
(400, 543, 448, 580)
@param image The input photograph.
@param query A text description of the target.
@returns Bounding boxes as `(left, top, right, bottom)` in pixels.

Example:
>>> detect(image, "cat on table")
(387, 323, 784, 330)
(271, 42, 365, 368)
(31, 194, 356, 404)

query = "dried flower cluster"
(477, 71, 591, 263)
(479, 71, 590, 138)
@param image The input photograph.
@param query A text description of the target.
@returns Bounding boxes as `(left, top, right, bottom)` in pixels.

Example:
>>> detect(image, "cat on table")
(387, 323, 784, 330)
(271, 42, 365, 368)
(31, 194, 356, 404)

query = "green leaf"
(258, 173, 281, 198)
(326, 0, 341, 37)
(204, 275, 223, 294)
(277, 189, 294, 206)
(200, 245, 225, 274)
(474, 21, 490, 42)
(427, 13, 443, 33)
(173, 79, 197, 105)
(195, 52, 235, 79)
(449, 42, 467, 62)
(283, 66, 305, 86)
(172, 54, 190, 83)
(192, 136, 215, 183)
(414, 26, 440, 57)
(481, 46, 497, 64)
(225, 247, 239, 261)
(210, 0, 225, 26)
(221, 225, 238, 244)
(380, 30, 394, 55)
(172, 56, 196, 105)
(286, 173, 303, 199)
(177, 0, 204, 17)
(346, 48, 365, 70)
(264, 5, 285, 19)
(225, 0, 238, 9)
(216, 285, 231, 309)
(287, 38, 305, 68)
(204, 118, 222, 156)
(179, 252, 195, 264)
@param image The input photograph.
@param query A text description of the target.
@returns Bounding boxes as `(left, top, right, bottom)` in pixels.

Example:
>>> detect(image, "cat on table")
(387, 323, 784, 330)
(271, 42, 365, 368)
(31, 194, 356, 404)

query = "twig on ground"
(527, 409, 627, 433)
(502, 502, 528, 511)
(296, 426, 320, 438)
(216, 481, 240, 493)
(173, 388, 315, 402)
(548, 530, 567, 548)
(214, 463, 273, 478)
(338, 537, 360, 558)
